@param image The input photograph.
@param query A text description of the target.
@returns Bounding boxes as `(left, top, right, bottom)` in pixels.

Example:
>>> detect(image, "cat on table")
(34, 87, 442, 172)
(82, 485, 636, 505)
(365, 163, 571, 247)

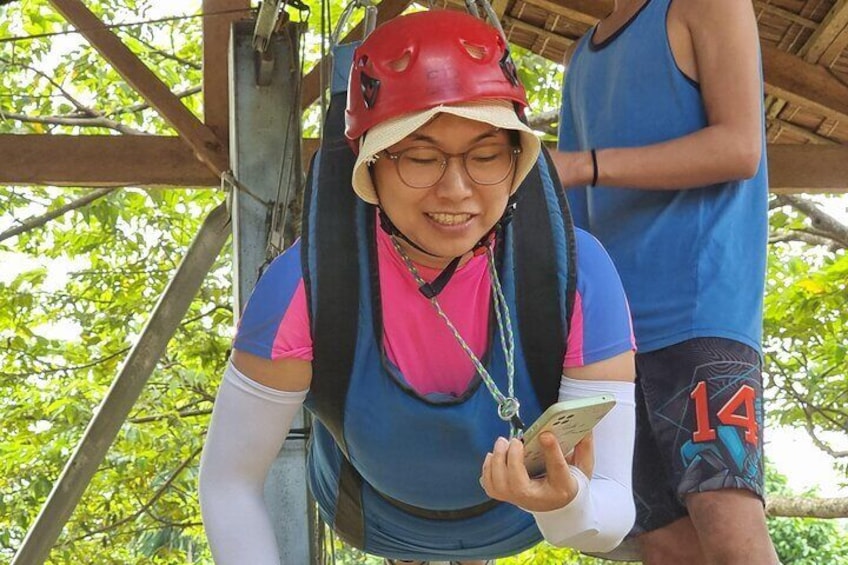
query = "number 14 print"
(690, 381, 759, 446)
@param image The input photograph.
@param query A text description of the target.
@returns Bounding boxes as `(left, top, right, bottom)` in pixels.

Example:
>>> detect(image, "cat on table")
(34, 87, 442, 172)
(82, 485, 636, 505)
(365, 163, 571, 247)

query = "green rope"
(391, 237, 524, 438)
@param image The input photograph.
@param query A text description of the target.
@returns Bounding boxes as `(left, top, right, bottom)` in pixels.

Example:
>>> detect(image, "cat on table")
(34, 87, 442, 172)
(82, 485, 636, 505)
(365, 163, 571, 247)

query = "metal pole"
(229, 20, 312, 564)
(12, 203, 231, 565)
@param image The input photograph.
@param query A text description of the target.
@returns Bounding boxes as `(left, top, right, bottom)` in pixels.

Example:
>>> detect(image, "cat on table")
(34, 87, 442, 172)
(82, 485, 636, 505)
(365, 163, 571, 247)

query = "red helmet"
(345, 10, 529, 142)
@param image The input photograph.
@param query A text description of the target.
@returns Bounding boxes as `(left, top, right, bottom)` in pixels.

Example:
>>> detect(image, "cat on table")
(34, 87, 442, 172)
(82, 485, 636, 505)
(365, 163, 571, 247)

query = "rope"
(390, 237, 524, 438)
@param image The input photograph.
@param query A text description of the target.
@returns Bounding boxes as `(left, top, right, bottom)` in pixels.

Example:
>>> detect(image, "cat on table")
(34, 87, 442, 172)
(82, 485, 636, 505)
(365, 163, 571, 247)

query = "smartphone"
(522, 395, 616, 477)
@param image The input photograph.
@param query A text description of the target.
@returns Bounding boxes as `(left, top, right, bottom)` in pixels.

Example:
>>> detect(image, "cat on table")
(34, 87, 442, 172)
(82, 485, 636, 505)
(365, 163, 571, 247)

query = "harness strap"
(376, 488, 501, 520)
(514, 147, 576, 408)
(334, 459, 367, 548)
(302, 89, 359, 458)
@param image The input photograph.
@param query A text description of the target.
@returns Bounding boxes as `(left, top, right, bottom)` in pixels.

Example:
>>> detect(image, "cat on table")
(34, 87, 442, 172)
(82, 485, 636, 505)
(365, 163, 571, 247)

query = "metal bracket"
(253, 0, 286, 53)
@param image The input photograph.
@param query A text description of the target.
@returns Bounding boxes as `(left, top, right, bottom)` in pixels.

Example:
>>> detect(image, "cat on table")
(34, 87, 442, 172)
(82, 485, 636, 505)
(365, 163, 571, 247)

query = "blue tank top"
(558, 0, 768, 353)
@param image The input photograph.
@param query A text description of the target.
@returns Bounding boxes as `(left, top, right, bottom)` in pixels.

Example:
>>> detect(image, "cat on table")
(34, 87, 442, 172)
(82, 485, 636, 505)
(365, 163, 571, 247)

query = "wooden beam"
(48, 0, 228, 176)
(302, 138, 319, 167)
(762, 44, 848, 124)
(5, 135, 845, 194)
(799, 0, 848, 63)
(203, 0, 251, 146)
(767, 144, 848, 193)
(0, 135, 218, 187)
(300, 0, 411, 111)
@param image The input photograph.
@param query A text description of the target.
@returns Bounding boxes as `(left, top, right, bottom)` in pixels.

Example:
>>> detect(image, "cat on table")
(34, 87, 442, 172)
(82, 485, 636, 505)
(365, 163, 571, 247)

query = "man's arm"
(553, 0, 763, 191)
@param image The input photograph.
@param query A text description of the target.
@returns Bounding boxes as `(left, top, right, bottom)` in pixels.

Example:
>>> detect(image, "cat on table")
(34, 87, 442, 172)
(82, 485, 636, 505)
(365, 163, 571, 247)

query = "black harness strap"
(303, 91, 360, 458)
(547, 148, 579, 339)
(376, 490, 501, 520)
(334, 458, 366, 548)
(302, 91, 366, 547)
(513, 146, 576, 409)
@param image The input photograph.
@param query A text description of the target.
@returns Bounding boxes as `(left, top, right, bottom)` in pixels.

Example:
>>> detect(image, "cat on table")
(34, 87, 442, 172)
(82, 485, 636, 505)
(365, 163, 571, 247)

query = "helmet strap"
(378, 208, 441, 258)
(377, 196, 518, 298)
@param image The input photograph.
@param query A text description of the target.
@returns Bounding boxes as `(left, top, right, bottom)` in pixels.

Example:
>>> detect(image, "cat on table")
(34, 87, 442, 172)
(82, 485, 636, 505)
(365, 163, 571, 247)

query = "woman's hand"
(479, 432, 594, 512)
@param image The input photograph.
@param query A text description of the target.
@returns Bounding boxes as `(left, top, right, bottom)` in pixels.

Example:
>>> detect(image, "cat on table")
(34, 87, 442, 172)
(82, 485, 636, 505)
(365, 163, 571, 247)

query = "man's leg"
(638, 516, 705, 565)
(629, 366, 706, 564)
(687, 489, 778, 565)
(632, 338, 776, 565)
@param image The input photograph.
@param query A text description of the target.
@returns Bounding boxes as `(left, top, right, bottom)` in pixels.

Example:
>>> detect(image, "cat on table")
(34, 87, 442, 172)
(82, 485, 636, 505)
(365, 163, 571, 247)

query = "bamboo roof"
(481, 0, 848, 147)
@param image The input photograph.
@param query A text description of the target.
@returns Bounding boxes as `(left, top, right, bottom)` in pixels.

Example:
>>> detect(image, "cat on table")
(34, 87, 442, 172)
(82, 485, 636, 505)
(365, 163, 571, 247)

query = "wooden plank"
(0, 135, 219, 187)
(491, 0, 510, 19)
(800, 0, 848, 63)
(300, 0, 411, 111)
(48, 0, 228, 176)
(820, 25, 848, 67)
(762, 44, 848, 124)
(768, 144, 848, 193)
(521, 0, 604, 26)
(753, 0, 817, 30)
(504, 15, 574, 51)
(203, 0, 251, 145)
(769, 118, 840, 144)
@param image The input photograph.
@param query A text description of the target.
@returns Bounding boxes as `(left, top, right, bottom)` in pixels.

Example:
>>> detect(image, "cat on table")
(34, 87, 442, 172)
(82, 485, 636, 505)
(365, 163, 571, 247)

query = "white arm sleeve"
(199, 362, 307, 565)
(531, 377, 636, 553)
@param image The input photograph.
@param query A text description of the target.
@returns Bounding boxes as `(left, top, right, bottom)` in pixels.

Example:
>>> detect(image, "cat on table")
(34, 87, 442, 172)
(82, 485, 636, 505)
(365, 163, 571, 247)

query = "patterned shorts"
(630, 337, 766, 534)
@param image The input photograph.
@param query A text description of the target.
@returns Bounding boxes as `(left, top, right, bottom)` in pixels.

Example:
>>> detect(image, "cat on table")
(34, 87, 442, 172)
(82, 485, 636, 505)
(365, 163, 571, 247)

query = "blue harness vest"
(298, 44, 578, 558)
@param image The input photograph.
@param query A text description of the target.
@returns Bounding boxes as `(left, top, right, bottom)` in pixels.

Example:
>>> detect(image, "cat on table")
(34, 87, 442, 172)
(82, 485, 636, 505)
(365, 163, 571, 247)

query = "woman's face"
(371, 113, 515, 268)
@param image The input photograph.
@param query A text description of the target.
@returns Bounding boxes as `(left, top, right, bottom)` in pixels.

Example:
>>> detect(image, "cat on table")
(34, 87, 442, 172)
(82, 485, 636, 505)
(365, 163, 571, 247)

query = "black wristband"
(590, 148, 599, 187)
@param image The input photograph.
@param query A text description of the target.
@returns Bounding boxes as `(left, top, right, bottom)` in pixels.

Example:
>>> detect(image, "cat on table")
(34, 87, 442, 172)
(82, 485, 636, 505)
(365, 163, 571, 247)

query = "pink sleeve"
(270, 280, 313, 361)
(563, 230, 636, 369)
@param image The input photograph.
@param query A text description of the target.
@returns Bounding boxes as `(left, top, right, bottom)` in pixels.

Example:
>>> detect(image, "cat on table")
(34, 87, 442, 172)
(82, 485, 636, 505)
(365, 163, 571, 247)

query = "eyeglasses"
(375, 144, 521, 189)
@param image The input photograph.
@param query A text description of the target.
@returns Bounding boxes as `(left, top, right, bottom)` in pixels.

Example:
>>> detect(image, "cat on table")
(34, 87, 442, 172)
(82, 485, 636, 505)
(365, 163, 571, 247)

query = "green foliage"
(0, 184, 229, 564)
(764, 198, 848, 459)
(2, 4, 223, 561)
(765, 465, 848, 564)
(1, 1, 847, 563)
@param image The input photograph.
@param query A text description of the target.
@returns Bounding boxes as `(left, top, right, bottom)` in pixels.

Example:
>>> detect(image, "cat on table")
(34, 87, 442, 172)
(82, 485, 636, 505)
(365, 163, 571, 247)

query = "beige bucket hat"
(351, 100, 541, 205)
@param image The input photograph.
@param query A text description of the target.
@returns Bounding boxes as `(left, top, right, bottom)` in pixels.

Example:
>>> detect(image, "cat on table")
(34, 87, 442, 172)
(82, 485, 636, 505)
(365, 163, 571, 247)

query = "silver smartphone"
(522, 395, 616, 477)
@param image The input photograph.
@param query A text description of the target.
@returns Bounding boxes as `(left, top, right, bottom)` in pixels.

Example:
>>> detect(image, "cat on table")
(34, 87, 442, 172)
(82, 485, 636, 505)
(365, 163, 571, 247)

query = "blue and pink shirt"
(234, 226, 634, 393)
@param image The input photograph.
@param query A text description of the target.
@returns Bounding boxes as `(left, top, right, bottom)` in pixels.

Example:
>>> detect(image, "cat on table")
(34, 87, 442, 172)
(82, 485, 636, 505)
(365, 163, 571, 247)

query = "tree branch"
(0, 188, 117, 244)
(776, 194, 848, 248)
(0, 346, 131, 379)
(128, 408, 211, 425)
(0, 109, 150, 134)
(766, 496, 848, 518)
(769, 231, 844, 252)
(124, 34, 202, 70)
(0, 57, 149, 135)
(106, 85, 201, 117)
(528, 109, 558, 130)
(62, 446, 202, 544)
